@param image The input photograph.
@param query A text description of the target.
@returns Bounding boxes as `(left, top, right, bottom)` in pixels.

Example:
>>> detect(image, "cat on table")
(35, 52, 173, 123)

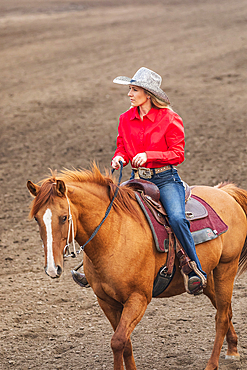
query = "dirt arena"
(1, 0, 247, 369)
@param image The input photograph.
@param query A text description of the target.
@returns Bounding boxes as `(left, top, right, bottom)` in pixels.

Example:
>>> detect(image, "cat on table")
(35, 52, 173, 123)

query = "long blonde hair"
(144, 89, 172, 110)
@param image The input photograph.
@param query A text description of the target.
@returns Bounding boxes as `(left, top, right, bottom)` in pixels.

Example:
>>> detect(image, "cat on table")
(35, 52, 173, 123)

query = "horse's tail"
(216, 182, 247, 276)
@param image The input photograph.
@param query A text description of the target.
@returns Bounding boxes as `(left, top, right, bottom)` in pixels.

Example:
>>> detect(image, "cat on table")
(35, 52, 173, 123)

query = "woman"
(111, 67, 207, 295)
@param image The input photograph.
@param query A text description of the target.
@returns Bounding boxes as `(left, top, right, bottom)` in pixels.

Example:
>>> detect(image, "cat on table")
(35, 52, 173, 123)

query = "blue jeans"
(131, 168, 207, 279)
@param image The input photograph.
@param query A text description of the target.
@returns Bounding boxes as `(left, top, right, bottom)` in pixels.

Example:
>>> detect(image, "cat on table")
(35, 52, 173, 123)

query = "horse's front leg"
(97, 297, 125, 369)
(110, 292, 148, 370)
(97, 293, 147, 370)
(122, 338, 135, 370)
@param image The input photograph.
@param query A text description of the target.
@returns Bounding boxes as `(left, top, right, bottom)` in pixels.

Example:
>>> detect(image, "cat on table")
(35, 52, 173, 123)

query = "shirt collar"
(130, 106, 158, 122)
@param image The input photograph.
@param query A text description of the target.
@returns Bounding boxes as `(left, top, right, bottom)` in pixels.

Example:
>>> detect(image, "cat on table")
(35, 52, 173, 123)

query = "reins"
(64, 162, 124, 271)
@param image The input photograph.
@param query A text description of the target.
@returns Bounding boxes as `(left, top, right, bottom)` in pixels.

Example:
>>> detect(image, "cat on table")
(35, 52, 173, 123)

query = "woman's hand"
(112, 156, 126, 169)
(132, 152, 147, 168)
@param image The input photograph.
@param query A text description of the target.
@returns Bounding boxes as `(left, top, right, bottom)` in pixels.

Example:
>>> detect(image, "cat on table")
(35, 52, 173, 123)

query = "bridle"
(63, 162, 123, 270)
(63, 196, 77, 258)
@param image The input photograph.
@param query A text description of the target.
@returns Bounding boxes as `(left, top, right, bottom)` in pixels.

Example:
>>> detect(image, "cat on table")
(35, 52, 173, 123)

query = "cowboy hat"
(113, 67, 170, 104)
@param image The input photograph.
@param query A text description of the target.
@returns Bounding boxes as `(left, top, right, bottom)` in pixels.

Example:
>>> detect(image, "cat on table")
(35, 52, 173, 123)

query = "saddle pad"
(135, 193, 228, 252)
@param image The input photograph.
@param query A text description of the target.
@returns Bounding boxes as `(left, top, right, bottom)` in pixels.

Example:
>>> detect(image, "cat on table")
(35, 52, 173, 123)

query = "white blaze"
(43, 208, 57, 277)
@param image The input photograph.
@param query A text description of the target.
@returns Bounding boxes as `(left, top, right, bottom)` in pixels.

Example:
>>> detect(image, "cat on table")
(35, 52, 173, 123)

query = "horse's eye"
(62, 216, 67, 223)
(34, 216, 40, 226)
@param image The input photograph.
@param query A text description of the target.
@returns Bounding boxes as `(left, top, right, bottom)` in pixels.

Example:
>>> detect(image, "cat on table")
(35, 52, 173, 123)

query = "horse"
(27, 164, 247, 370)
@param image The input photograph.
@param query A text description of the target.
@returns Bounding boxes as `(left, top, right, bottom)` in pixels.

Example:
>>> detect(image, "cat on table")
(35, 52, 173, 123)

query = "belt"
(132, 165, 172, 179)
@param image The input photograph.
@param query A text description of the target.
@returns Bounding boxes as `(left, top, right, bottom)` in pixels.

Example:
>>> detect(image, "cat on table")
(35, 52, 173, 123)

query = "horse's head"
(27, 178, 73, 278)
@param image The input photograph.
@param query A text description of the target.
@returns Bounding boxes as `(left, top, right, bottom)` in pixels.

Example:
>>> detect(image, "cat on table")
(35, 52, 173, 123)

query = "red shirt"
(112, 106, 185, 168)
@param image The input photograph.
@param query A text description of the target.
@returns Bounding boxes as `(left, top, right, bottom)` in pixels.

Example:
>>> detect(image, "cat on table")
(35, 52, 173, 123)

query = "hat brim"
(113, 76, 170, 105)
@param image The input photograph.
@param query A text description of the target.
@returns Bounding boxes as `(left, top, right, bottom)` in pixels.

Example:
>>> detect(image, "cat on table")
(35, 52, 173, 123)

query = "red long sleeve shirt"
(112, 106, 185, 168)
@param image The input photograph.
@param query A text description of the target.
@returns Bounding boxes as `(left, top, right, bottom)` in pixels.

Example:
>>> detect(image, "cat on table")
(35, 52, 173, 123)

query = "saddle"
(121, 179, 207, 224)
(121, 179, 228, 296)
(121, 179, 197, 287)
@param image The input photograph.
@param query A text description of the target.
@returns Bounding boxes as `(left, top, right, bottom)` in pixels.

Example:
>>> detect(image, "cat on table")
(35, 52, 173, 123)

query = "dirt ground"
(1, 0, 247, 369)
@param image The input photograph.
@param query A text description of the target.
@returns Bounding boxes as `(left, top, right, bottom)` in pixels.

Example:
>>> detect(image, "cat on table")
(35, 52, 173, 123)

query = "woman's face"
(128, 85, 150, 107)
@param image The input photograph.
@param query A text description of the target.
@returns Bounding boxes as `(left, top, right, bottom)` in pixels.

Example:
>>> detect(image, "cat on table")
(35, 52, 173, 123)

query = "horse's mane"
(29, 164, 142, 224)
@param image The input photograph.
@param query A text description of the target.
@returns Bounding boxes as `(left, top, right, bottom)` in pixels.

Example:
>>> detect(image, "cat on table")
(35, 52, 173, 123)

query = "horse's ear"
(27, 180, 40, 197)
(56, 180, 66, 197)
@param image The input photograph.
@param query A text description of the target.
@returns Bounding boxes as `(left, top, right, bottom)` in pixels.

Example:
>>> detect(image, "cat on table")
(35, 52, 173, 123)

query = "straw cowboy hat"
(113, 67, 170, 104)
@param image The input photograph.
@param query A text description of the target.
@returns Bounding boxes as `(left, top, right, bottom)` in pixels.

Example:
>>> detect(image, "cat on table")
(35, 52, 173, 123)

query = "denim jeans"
(131, 168, 207, 279)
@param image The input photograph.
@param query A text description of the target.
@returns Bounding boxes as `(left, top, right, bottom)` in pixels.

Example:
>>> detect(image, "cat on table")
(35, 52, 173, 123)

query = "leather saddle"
(121, 179, 208, 226)
(121, 179, 199, 295)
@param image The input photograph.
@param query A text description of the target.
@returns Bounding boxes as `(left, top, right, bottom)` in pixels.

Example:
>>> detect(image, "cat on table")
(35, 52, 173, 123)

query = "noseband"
(63, 162, 124, 267)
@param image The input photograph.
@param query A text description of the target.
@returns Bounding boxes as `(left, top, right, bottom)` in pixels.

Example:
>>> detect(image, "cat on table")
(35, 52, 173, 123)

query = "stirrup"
(71, 270, 90, 288)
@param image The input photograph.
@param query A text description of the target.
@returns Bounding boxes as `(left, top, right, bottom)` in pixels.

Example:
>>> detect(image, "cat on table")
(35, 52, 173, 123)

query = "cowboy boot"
(188, 275, 203, 295)
(71, 270, 90, 288)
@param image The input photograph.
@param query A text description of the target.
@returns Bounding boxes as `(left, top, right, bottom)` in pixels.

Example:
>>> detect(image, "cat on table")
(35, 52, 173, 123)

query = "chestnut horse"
(27, 165, 247, 370)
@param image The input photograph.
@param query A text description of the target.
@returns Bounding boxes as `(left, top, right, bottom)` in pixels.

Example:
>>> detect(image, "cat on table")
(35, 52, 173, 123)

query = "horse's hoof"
(225, 354, 240, 361)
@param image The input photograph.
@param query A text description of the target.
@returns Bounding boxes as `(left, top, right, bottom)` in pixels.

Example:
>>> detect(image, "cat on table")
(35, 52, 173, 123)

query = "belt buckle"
(139, 168, 152, 179)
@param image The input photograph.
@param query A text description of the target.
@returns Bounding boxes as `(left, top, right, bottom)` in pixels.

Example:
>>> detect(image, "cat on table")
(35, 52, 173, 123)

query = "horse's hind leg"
(225, 306, 240, 360)
(204, 273, 239, 360)
(204, 262, 239, 370)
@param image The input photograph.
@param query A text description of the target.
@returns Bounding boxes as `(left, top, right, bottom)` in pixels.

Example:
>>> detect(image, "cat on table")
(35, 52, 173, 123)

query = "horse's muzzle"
(44, 265, 62, 278)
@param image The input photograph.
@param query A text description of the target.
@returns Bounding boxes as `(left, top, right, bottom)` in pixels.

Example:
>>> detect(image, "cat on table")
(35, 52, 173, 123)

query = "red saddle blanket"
(135, 193, 228, 252)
